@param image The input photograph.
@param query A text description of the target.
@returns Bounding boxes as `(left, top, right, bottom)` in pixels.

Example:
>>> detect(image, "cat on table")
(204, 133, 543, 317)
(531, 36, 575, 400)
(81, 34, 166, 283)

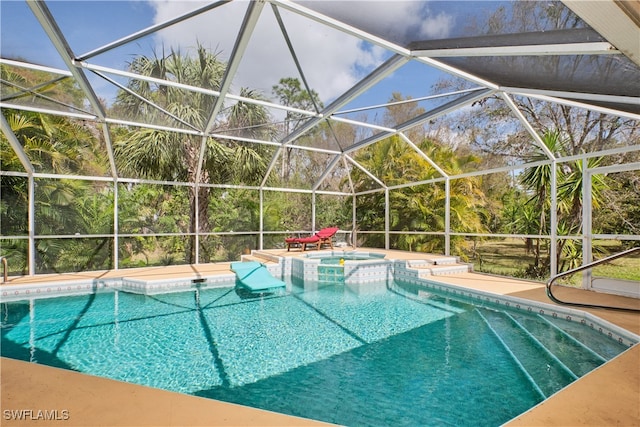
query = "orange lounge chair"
(285, 227, 339, 251)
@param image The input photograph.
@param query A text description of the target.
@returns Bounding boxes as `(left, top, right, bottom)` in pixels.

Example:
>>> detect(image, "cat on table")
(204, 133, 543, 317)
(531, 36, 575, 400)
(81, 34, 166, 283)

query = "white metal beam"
(271, 3, 322, 115)
(262, 54, 408, 186)
(82, 62, 319, 118)
(26, 0, 119, 179)
(329, 116, 396, 134)
(26, 0, 106, 120)
(104, 118, 203, 136)
(592, 162, 640, 175)
(415, 56, 500, 90)
(1, 78, 94, 116)
(583, 159, 593, 288)
(500, 86, 639, 108)
(396, 88, 494, 133)
(507, 90, 640, 121)
(385, 188, 390, 249)
(197, 1, 266, 184)
(335, 87, 485, 115)
(397, 133, 448, 178)
(269, 0, 410, 56)
(77, 1, 232, 61)
(343, 88, 493, 154)
(0, 58, 72, 77)
(343, 155, 387, 189)
(342, 156, 355, 195)
(562, 0, 640, 66)
(0, 114, 35, 174)
(0, 102, 96, 121)
(550, 160, 558, 277)
(413, 42, 618, 57)
(500, 92, 555, 160)
(211, 133, 340, 155)
(28, 176, 35, 275)
(282, 54, 409, 146)
(94, 70, 202, 133)
(445, 178, 450, 256)
(312, 154, 342, 192)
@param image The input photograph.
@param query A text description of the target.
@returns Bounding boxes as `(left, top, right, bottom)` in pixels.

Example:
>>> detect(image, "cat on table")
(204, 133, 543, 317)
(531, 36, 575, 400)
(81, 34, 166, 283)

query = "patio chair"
(315, 227, 339, 249)
(285, 227, 339, 251)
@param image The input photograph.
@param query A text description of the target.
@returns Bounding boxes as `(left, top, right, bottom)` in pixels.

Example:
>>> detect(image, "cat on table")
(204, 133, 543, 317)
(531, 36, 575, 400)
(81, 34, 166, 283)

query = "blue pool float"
(230, 261, 286, 291)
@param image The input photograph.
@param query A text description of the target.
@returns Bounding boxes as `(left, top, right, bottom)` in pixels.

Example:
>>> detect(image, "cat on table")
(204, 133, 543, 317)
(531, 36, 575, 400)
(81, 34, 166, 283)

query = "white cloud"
(420, 12, 454, 39)
(148, 1, 453, 105)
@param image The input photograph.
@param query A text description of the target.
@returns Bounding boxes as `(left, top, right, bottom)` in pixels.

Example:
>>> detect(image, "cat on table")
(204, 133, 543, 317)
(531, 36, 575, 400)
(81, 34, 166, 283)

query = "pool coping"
(1, 248, 639, 426)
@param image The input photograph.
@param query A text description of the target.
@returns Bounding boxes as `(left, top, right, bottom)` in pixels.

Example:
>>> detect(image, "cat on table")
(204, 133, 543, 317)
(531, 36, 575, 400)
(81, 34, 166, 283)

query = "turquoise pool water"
(319, 256, 370, 264)
(0, 281, 629, 426)
(305, 251, 386, 264)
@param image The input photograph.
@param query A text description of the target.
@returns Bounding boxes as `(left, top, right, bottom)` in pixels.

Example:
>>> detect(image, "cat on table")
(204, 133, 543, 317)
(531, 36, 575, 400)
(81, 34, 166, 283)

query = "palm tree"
(2, 100, 108, 273)
(349, 135, 487, 255)
(520, 130, 608, 274)
(112, 44, 274, 263)
(520, 130, 564, 268)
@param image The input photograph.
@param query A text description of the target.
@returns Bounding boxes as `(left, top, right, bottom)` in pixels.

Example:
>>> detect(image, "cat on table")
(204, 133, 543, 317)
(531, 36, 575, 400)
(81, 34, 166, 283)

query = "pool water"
(0, 281, 629, 426)
(305, 250, 386, 265)
(318, 256, 381, 264)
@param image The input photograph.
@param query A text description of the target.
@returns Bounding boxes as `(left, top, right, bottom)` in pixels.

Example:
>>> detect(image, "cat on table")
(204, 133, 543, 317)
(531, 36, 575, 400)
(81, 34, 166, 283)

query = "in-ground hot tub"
(292, 251, 391, 292)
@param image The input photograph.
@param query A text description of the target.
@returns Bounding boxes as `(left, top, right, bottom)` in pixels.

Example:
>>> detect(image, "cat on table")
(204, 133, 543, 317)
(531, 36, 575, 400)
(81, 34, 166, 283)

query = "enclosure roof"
(1, 0, 639, 193)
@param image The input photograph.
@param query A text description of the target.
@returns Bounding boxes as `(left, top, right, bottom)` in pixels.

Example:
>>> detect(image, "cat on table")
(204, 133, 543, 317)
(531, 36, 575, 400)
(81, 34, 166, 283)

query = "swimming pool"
(1, 279, 633, 426)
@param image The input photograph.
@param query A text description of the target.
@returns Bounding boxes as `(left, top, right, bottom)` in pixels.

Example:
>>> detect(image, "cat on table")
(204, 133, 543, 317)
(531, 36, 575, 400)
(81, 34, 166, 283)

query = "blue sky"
(1, 1, 490, 112)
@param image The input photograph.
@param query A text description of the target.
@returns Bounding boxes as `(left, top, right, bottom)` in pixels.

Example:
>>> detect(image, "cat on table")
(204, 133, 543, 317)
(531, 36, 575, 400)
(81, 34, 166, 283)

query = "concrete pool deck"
(1, 248, 638, 426)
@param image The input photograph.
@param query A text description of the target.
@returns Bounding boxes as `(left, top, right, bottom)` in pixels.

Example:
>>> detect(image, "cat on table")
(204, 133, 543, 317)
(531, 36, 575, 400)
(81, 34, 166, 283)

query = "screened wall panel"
(389, 183, 445, 232)
(0, 175, 28, 236)
(593, 170, 640, 238)
(119, 236, 187, 268)
(200, 233, 260, 263)
(315, 194, 351, 234)
(262, 190, 312, 232)
(0, 238, 28, 276)
(591, 240, 640, 282)
(34, 178, 113, 235)
(357, 232, 385, 249)
(355, 192, 385, 233)
(389, 233, 444, 254)
(117, 183, 189, 235)
(460, 237, 542, 278)
(208, 188, 260, 233)
(35, 237, 113, 274)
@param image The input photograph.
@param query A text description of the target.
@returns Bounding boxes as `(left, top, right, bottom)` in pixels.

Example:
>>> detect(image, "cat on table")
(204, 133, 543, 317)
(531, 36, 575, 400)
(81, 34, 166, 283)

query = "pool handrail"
(546, 247, 640, 312)
(1, 256, 7, 284)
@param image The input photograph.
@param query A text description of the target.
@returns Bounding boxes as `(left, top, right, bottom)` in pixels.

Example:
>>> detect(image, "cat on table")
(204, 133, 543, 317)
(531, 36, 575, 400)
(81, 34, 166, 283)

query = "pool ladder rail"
(0, 256, 6, 284)
(546, 247, 640, 312)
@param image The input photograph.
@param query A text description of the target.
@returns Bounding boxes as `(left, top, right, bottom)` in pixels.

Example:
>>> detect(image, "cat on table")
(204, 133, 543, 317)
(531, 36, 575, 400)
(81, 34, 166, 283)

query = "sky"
(0, 0, 491, 114)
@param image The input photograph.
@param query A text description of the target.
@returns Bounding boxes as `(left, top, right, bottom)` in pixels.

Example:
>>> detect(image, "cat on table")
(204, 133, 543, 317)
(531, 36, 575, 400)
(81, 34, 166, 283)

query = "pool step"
(388, 281, 467, 313)
(476, 305, 616, 399)
(407, 260, 471, 277)
(510, 312, 606, 377)
(475, 307, 577, 398)
(407, 257, 458, 267)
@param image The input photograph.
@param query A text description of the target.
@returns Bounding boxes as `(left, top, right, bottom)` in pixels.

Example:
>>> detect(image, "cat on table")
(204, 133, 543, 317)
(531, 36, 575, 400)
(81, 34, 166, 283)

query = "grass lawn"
(469, 238, 640, 282)
(469, 238, 541, 279)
